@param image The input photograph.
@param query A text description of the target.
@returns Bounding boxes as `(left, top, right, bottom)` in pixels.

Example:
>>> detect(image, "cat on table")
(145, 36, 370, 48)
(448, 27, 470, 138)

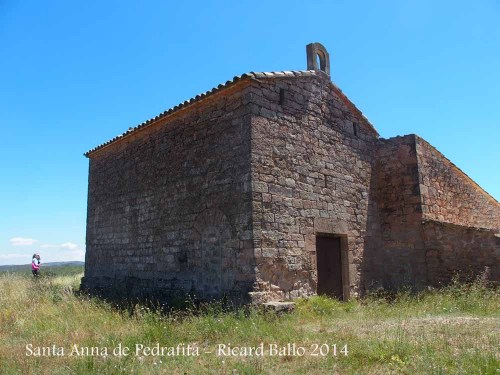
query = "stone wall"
(83, 69, 500, 303)
(414, 136, 500, 285)
(415, 136, 500, 231)
(372, 134, 499, 289)
(83, 83, 256, 301)
(248, 73, 381, 301)
(423, 221, 500, 285)
(373, 135, 427, 289)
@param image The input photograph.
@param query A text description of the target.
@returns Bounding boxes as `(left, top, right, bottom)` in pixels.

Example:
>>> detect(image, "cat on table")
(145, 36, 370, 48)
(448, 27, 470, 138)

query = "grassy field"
(0, 271, 498, 374)
(0, 264, 84, 277)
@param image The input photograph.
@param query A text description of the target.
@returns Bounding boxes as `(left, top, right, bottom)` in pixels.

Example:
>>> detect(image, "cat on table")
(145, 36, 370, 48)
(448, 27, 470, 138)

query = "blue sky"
(0, 0, 499, 265)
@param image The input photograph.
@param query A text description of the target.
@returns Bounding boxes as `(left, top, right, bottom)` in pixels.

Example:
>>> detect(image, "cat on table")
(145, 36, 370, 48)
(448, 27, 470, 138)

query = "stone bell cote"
(306, 42, 330, 77)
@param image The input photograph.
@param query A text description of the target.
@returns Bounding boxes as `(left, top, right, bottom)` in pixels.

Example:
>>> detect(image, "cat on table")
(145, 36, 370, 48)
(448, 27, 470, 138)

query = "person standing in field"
(31, 253, 41, 277)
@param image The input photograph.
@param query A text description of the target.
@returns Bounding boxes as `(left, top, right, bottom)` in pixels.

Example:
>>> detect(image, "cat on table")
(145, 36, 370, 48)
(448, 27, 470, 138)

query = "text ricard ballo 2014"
(26, 342, 349, 358)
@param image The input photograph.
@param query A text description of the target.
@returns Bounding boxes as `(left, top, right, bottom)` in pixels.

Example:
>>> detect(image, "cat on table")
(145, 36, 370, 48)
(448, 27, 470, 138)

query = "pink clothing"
(32, 258, 40, 270)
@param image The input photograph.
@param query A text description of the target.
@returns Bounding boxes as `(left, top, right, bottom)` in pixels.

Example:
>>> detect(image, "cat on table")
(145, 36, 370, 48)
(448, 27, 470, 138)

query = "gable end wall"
(248, 74, 381, 301)
(82, 84, 256, 301)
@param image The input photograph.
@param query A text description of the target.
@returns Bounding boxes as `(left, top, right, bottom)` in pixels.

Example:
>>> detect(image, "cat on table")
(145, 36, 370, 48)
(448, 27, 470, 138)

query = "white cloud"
(40, 242, 85, 262)
(0, 249, 85, 265)
(1, 238, 85, 265)
(40, 249, 85, 267)
(60, 242, 78, 250)
(0, 252, 33, 265)
(9, 237, 37, 246)
(43, 249, 85, 263)
(41, 242, 79, 250)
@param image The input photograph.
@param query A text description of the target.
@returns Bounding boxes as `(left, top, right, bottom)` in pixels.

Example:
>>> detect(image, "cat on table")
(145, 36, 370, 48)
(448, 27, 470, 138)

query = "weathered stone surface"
(82, 83, 256, 302)
(371, 135, 499, 290)
(416, 136, 499, 230)
(82, 46, 500, 304)
(423, 221, 499, 285)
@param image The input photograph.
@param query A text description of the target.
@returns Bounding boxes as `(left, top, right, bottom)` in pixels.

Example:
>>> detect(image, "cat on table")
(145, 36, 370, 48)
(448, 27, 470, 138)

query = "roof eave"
(84, 70, 379, 157)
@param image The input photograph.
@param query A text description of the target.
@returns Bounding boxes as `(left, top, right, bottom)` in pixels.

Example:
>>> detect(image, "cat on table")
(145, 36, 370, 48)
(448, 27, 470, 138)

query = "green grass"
(0, 264, 84, 277)
(0, 273, 498, 374)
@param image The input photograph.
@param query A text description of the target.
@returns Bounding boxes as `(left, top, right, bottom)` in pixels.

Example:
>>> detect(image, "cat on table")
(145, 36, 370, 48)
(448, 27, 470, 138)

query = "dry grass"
(0, 272, 498, 374)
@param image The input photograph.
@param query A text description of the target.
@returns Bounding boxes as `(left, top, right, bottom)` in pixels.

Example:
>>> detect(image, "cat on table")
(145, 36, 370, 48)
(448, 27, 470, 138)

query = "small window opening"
(279, 88, 286, 105)
(353, 123, 358, 137)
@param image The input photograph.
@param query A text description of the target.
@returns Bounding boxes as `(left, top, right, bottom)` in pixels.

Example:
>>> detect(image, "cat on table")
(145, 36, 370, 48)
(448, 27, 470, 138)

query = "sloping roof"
(85, 70, 377, 157)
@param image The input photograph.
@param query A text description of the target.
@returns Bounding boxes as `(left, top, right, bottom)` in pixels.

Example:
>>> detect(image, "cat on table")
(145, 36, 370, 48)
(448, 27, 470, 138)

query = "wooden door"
(316, 236, 343, 299)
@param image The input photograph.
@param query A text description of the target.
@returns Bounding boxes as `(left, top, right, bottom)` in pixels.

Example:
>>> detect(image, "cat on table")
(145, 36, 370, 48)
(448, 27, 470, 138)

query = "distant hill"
(0, 261, 84, 273)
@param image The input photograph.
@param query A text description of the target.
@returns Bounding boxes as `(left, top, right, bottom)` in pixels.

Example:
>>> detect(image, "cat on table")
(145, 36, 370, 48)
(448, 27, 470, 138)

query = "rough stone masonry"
(81, 43, 500, 303)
